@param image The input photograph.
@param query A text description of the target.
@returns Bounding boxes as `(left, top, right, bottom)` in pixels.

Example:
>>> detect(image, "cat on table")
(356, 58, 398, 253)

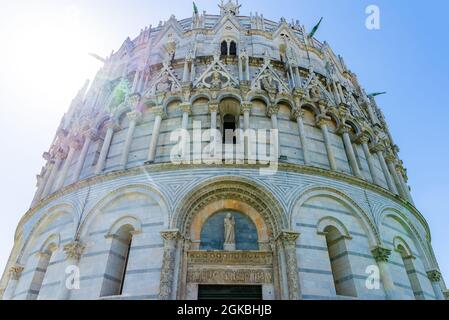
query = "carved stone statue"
(223, 213, 236, 251)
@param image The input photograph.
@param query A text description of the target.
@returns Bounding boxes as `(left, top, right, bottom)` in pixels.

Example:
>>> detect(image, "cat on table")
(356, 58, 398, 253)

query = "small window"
(223, 114, 236, 144)
(229, 41, 237, 56)
(221, 41, 228, 56)
(324, 226, 357, 297)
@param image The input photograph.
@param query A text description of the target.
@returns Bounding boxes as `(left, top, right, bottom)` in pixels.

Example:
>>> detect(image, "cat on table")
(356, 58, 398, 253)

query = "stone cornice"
(17, 162, 431, 244)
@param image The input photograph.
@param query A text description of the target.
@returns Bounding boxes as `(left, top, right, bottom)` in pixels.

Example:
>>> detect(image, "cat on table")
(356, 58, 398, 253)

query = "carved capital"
(370, 143, 385, 154)
(293, 108, 305, 120)
(63, 241, 85, 261)
(316, 115, 331, 128)
(337, 124, 351, 136)
(266, 105, 279, 117)
(127, 110, 142, 123)
(278, 230, 300, 247)
(83, 128, 98, 141)
(152, 106, 167, 119)
(105, 120, 119, 131)
(208, 102, 219, 113)
(384, 153, 397, 164)
(241, 101, 252, 114)
(427, 269, 442, 283)
(371, 246, 391, 263)
(179, 102, 192, 115)
(355, 133, 370, 145)
(8, 265, 24, 280)
(161, 229, 181, 243)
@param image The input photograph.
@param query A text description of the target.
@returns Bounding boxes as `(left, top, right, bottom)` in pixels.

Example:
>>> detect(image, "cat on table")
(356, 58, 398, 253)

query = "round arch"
(379, 208, 434, 270)
(77, 184, 170, 239)
(173, 176, 286, 238)
(289, 186, 380, 247)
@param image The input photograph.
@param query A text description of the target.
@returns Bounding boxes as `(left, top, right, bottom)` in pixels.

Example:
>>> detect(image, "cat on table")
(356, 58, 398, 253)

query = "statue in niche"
(223, 213, 236, 251)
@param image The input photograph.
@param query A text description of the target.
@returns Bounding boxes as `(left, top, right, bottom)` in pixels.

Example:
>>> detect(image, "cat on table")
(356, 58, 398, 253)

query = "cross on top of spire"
(219, 0, 241, 16)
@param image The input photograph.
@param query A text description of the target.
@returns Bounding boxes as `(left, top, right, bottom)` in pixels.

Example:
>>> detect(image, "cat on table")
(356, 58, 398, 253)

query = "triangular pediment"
(251, 57, 290, 97)
(213, 13, 243, 34)
(143, 62, 182, 97)
(193, 54, 239, 89)
(302, 72, 336, 105)
(152, 16, 185, 47)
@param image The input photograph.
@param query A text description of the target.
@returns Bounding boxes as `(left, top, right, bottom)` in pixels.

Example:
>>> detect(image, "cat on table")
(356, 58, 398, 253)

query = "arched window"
(223, 114, 237, 144)
(200, 211, 258, 250)
(229, 41, 237, 56)
(221, 41, 228, 56)
(100, 225, 134, 297)
(324, 226, 357, 297)
(31, 243, 57, 300)
(397, 244, 423, 300)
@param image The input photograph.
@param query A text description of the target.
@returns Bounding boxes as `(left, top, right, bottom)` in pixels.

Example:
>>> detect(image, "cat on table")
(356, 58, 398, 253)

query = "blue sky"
(0, 0, 448, 286)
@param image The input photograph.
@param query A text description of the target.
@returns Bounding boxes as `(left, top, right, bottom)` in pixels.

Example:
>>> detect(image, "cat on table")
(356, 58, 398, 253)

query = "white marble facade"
(0, 1, 446, 300)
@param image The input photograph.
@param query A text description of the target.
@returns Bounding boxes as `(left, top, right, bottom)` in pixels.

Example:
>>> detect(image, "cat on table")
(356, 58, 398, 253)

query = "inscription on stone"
(187, 269, 273, 284)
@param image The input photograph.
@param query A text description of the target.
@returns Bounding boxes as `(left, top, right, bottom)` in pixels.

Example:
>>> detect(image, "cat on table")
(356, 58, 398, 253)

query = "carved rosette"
(279, 230, 300, 300)
(371, 246, 391, 263)
(9, 265, 24, 281)
(426, 269, 442, 283)
(158, 229, 181, 300)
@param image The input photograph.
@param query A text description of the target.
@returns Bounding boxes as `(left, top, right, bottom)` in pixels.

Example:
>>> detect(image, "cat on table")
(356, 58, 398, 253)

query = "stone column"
(158, 229, 180, 300)
(278, 230, 300, 300)
(385, 153, 408, 199)
(427, 269, 445, 300)
(58, 241, 85, 300)
(370, 144, 397, 194)
(31, 152, 52, 205)
(209, 102, 219, 157)
(371, 246, 400, 300)
(73, 129, 97, 182)
(238, 56, 244, 81)
(54, 139, 80, 190)
(294, 109, 311, 165)
(241, 101, 252, 131)
(179, 103, 191, 159)
(338, 125, 363, 178)
(120, 111, 142, 169)
(3, 265, 24, 300)
(317, 116, 337, 171)
(182, 59, 190, 82)
(146, 106, 166, 163)
(396, 165, 414, 204)
(268, 106, 280, 158)
(95, 120, 117, 175)
(41, 155, 63, 198)
(356, 134, 381, 185)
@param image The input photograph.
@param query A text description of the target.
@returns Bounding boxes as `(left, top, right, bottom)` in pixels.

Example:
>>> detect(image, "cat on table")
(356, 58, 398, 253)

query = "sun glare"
(2, 4, 100, 115)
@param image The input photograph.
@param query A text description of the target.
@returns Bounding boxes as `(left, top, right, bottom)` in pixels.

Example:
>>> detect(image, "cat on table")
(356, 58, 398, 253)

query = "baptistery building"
(1, 1, 447, 300)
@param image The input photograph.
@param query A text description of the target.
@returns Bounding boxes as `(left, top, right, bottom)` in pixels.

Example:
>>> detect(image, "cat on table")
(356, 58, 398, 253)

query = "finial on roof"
(219, 0, 241, 16)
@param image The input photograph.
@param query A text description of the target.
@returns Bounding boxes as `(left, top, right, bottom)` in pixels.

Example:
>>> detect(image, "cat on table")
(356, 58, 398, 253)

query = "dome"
(0, 1, 445, 300)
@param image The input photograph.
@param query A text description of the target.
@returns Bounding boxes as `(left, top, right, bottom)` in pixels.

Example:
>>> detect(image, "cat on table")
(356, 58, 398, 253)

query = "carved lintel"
(187, 269, 273, 285)
(188, 251, 273, 266)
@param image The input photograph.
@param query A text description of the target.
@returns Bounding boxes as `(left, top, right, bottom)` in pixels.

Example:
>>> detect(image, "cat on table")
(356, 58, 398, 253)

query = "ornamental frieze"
(187, 268, 273, 284)
(187, 250, 273, 265)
